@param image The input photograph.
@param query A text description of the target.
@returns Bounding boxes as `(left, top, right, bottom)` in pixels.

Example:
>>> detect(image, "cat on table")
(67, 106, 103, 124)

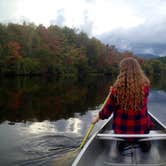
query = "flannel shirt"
(99, 86, 153, 134)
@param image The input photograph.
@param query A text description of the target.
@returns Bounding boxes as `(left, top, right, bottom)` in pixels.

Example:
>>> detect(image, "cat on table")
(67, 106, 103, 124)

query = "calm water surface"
(0, 76, 165, 166)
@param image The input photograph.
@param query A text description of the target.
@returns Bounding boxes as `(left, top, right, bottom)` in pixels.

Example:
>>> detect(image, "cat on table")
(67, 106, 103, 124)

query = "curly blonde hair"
(113, 57, 150, 111)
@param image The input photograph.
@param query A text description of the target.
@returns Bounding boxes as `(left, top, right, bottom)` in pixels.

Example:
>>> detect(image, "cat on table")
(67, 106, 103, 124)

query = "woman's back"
(99, 85, 153, 134)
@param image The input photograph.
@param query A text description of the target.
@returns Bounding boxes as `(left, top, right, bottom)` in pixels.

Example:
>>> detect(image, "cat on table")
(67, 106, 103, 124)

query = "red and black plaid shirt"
(99, 86, 153, 134)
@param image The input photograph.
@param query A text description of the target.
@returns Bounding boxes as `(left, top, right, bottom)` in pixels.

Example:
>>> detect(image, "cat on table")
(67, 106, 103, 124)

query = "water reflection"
(0, 76, 113, 123)
(0, 76, 165, 123)
(67, 118, 82, 135)
(28, 121, 56, 134)
(0, 112, 95, 166)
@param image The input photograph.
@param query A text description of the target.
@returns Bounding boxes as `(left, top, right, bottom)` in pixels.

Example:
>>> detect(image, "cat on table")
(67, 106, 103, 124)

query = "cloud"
(97, 18, 166, 56)
(0, 0, 21, 22)
(50, 9, 66, 27)
(0, 0, 166, 56)
(95, 0, 166, 55)
(79, 10, 94, 36)
(84, 0, 95, 3)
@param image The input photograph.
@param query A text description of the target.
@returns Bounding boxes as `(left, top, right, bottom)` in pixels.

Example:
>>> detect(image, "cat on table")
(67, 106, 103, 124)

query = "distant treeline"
(0, 23, 121, 77)
(143, 56, 166, 79)
(0, 22, 165, 78)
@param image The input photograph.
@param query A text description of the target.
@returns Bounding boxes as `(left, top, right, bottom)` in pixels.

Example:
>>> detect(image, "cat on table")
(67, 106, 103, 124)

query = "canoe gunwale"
(149, 112, 166, 129)
(72, 115, 113, 166)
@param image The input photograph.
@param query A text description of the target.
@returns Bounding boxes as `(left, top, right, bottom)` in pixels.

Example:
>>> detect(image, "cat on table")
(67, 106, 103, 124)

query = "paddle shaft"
(79, 123, 94, 149)
(79, 91, 111, 149)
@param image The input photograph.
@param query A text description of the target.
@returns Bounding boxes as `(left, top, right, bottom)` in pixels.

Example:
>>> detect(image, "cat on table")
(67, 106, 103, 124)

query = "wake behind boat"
(72, 112, 166, 166)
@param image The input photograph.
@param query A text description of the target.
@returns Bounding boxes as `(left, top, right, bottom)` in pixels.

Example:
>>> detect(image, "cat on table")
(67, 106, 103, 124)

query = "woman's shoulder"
(143, 80, 151, 90)
(143, 84, 150, 91)
(143, 84, 150, 96)
(110, 86, 117, 95)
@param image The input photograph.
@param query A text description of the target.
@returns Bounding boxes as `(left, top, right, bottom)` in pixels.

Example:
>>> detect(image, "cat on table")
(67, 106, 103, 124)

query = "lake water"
(0, 76, 165, 166)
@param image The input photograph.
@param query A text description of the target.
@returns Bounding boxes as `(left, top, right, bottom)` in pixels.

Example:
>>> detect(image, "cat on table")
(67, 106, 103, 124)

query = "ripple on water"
(16, 134, 81, 166)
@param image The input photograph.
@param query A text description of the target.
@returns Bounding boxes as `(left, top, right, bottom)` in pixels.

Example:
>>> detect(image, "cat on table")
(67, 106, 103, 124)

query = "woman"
(92, 57, 153, 152)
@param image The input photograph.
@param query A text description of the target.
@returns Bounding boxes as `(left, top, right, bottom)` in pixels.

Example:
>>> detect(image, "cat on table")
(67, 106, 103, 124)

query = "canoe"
(72, 112, 166, 166)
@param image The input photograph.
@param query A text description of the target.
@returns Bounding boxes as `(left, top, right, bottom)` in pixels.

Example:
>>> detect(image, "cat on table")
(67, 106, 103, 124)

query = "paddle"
(54, 91, 111, 166)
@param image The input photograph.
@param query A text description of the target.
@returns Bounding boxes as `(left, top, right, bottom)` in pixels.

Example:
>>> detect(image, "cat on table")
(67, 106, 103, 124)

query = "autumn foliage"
(0, 22, 165, 78)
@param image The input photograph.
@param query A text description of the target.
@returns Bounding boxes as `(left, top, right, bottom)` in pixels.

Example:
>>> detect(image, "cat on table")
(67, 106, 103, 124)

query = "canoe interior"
(75, 139, 166, 166)
(73, 113, 166, 166)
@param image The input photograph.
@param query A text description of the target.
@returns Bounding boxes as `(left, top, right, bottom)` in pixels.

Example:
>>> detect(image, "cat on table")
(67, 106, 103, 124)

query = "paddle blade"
(53, 148, 80, 166)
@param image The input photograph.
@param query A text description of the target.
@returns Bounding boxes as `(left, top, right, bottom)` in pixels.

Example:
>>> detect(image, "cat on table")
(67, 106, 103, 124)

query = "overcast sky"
(1, 0, 166, 56)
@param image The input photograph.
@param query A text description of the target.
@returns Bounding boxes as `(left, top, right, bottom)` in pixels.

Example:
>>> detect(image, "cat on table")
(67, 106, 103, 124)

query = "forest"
(0, 22, 165, 79)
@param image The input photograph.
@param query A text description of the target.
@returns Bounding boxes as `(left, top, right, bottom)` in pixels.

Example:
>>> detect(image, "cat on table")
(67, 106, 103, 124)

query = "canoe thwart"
(139, 137, 166, 141)
(97, 130, 166, 140)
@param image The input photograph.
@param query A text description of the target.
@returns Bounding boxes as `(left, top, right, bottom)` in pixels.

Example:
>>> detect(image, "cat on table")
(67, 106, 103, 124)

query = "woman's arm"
(92, 87, 117, 124)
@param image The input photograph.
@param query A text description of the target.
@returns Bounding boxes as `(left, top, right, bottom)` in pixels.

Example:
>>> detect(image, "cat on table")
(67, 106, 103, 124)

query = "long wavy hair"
(113, 57, 150, 111)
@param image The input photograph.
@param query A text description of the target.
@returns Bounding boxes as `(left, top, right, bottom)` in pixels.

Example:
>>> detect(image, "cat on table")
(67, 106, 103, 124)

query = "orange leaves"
(7, 41, 22, 60)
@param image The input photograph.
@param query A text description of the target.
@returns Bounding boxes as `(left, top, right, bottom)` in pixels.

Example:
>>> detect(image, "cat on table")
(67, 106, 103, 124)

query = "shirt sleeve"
(144, 85, 150, 97)
(99, 88, 117, 120)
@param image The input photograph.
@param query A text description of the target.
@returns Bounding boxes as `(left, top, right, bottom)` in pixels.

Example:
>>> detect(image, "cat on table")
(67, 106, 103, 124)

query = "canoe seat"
(97, 130, 166, 141)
